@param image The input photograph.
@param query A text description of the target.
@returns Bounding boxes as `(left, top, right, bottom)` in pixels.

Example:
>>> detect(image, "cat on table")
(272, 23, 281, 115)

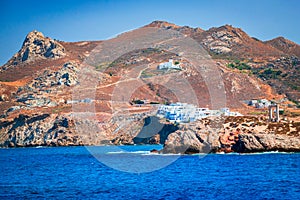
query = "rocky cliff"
(159, 116, 300, 154)
(0, 113, 82, 147)
(1, 110, 300, 154)
(232, 133, 300, 153)
(0, 112, 152, 148)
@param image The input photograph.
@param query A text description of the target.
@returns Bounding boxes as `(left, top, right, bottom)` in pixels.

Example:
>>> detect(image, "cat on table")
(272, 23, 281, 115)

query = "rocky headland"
(158, 116, 300, 154)
(1, 113, 300, 154)
(1, 21, 300, 153)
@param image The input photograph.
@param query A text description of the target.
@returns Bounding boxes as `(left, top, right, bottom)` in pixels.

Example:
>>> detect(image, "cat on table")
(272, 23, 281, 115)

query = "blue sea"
(0, 145, 299, 199)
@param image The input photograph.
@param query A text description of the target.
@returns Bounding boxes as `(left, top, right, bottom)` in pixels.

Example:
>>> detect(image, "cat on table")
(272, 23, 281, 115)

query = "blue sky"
(0, 0, 299, 65)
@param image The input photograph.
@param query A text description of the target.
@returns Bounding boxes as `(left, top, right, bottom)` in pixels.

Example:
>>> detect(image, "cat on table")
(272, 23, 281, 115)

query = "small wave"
(142, 153, 181, 156)
(106, 151, 150, 154)
(239, 151, 296, 155)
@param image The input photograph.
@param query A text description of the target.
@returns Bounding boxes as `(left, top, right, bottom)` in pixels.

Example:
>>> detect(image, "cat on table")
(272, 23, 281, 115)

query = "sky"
(0, 0, 299, 65)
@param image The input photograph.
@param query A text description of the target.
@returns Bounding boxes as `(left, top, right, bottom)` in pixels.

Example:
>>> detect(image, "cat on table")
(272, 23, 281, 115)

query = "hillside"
(265, 37, 300, 58)
(147, 21, 300, 105)
(0, 21, 300, 148)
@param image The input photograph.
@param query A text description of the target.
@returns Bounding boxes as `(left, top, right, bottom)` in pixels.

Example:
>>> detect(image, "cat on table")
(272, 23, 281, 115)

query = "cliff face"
(159, 116, 300, 154)
(0, 113, 82, 147)
(232, 133, 300, 153)
(1, 111, 300, 154)
(0, 111, 156, 147)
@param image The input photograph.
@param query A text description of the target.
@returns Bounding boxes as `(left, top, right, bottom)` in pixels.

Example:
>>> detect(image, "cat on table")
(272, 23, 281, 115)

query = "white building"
(157, 59, 181, 70)
(248, 99, 272, 108)
(157, 103, 242, 123)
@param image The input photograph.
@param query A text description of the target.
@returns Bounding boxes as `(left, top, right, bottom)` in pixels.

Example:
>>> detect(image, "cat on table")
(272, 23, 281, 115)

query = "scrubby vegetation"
(253, 68, 283, 80)
(227, 60, 251, 71)
(226, 57, 300, 104)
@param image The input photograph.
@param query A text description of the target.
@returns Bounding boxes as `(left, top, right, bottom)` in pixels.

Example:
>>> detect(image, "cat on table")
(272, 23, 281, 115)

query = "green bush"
(259, 68, 283, 80)
(227, 60, 251, 71)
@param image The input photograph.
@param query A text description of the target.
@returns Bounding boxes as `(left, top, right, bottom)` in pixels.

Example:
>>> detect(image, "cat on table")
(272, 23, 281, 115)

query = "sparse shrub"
(227, 60, 251, 71)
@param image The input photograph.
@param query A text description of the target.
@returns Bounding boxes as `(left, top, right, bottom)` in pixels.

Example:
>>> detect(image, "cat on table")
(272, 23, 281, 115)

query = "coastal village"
(156, 103, 242, 123)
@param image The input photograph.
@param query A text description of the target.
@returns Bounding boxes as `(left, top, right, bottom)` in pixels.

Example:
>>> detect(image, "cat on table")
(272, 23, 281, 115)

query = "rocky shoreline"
(1, 114, 300, 154)
(158, 116, 300, 154)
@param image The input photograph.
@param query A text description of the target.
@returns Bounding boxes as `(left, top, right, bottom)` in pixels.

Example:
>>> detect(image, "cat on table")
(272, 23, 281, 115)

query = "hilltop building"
(157, 59, 181, 70)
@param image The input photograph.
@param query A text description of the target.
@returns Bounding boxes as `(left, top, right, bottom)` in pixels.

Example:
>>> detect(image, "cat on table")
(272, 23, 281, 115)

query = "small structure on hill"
(269, 104, 280, 122)
(248, 99, 272, 109)
(157, 59, 181, 70)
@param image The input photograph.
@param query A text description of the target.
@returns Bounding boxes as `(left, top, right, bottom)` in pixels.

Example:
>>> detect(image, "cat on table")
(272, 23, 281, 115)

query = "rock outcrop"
(160, 130, 213, 154)
(146, 20, 204, 36)
(0, 113, 82, 147)
(159, 116, 300, 154)
(15, 62, 78, 107)
(0, 112, 114, 147)
(29, 61, 79, 89)
(1, 30, 65, 71)
(232, 133, 300, 153)
(1, 113, 300, 153)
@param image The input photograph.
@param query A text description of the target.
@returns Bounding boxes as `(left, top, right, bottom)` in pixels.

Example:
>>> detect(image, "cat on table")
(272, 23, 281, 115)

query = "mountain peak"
(22, 30, 46, 49)
(2, 30, 66, 68)
(145, 20, 204, 36)
(25, 30, 45, 39)
(146, 20, 181, 29)
(267, 36, 293, 45)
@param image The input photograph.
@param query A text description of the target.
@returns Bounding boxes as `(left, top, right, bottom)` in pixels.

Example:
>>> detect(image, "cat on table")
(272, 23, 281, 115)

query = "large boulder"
(160, 129, 213, 154)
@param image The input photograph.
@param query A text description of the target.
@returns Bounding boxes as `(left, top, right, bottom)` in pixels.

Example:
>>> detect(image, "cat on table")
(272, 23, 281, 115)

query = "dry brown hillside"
(265, 37, 300, 58)
(0, 21, 299, 119)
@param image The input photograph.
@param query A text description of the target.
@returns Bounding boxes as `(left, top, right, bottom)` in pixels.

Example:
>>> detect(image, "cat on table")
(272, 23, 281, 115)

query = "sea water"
(0, 145, 299, 199)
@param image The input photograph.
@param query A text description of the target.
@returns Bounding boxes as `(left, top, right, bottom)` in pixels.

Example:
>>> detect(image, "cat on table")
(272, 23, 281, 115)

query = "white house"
(248, 99, 272, 108)
(157, 59, 181, 70)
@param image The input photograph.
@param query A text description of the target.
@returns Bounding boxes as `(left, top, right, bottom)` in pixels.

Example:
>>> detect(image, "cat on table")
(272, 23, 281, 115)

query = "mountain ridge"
(1, 20, 299, 104)
(2, 20, 299, 71)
